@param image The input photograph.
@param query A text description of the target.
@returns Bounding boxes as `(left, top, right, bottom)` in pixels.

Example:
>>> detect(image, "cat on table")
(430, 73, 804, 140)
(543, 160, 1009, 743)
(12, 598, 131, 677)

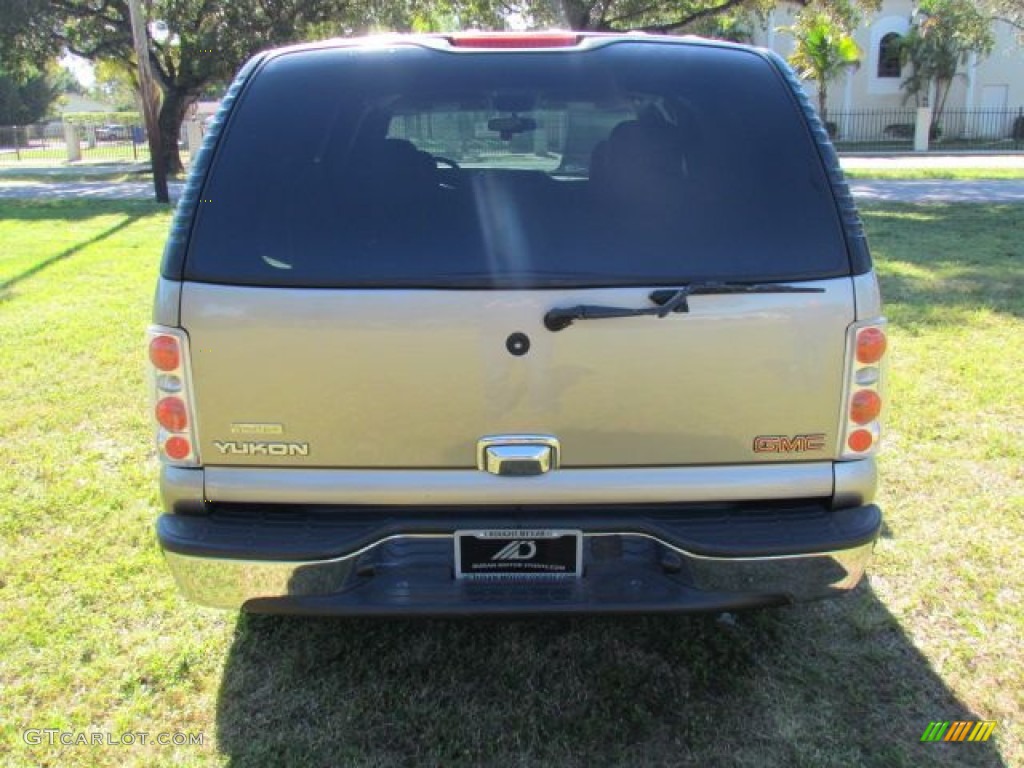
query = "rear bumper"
(157, 503, 881, 615)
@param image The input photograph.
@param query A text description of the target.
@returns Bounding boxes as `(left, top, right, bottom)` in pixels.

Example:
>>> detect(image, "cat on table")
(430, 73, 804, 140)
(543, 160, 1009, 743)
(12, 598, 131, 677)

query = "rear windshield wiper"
(543, 283, 826, 332)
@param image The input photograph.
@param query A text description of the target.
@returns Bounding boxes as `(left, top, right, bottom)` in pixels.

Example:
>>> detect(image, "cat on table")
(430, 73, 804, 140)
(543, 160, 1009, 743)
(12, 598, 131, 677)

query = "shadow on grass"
(215, 590, 1005, 767)
(862, 203, 1023, 325)
(0, 213, 145, 298)
(0, 198, 165, 224)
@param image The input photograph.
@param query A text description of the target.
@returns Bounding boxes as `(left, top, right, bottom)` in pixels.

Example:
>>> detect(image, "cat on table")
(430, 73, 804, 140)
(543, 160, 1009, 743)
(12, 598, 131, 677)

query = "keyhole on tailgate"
(506, 332, 530, 357)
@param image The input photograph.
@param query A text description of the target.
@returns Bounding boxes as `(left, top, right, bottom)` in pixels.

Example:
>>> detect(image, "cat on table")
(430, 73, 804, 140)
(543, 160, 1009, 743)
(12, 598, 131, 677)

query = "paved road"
(847, 179, 1024, 203)
(1, 178, 1023, 203)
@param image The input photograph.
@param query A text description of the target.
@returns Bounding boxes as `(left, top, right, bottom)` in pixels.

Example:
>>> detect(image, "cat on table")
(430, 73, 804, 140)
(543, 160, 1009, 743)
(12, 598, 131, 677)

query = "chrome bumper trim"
(201, 464, 835, 506)
(163, 532, 874, 609)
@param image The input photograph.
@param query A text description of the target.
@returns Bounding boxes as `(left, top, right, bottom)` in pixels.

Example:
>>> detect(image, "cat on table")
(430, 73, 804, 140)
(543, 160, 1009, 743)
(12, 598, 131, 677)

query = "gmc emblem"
(753, 434, 827, 453)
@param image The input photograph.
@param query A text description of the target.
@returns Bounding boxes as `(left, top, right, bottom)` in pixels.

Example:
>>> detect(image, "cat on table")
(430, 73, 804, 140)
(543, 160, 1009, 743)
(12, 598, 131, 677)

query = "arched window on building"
(878, 32, 903, 78)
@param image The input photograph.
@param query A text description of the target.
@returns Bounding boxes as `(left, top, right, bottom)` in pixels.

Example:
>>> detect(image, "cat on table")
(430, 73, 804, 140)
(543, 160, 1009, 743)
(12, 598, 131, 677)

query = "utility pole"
(127, 0, 170, 203)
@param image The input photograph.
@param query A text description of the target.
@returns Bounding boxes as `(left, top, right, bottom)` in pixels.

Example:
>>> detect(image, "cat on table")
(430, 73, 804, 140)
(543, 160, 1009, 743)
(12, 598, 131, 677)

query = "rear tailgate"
(182, 280, 852, 468)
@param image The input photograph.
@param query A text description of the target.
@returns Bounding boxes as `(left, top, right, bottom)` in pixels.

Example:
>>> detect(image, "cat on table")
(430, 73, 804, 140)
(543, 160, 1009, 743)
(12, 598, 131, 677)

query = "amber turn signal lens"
(164, 435, 191, 460)
(156, 397, 188, 432)
(847, 429, 873, 452)
(856, 327, 887, 364)
(850, 389, 882, 425)
(149, 335, 181, 371)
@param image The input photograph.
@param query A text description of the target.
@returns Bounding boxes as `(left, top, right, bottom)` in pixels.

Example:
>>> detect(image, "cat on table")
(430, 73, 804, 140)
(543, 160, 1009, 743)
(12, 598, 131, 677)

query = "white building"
(752, 0, 1023, 140)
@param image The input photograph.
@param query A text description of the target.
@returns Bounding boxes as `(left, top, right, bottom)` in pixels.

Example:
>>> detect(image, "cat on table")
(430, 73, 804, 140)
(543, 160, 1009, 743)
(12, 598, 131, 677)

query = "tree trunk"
(932, 76, 952, 138)
(157, 88, 192, 176)
(559, 0, 592, 30)
(819, 82, 828, 126)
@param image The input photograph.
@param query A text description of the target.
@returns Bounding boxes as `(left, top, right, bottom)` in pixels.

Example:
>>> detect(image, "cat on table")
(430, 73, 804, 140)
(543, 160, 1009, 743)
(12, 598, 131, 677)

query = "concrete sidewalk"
(847, 179, 1024, 203)
(840, 154, 1024, 170)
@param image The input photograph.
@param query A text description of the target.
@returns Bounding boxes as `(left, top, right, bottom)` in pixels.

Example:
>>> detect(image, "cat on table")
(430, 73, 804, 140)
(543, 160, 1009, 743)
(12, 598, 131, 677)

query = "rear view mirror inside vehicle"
(487, 115, 537, 138)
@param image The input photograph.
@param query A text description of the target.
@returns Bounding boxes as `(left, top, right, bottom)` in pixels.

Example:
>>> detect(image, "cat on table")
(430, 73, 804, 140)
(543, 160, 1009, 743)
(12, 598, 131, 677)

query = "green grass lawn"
(842, 168, 1024, 181)
(0, 200, 1021, 767)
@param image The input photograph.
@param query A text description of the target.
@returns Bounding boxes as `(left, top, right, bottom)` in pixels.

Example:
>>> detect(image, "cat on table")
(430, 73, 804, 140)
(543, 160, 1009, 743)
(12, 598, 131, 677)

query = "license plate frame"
(454, 529, 583, 579)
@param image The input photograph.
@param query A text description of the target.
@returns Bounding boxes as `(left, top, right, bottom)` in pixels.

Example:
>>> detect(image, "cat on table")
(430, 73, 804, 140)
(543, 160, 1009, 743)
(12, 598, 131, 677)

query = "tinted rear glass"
(186, 41, 849, 288)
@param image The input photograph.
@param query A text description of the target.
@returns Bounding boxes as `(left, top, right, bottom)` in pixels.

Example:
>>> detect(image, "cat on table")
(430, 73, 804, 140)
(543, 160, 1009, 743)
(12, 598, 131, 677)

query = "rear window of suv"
(185, 41, 849, 288)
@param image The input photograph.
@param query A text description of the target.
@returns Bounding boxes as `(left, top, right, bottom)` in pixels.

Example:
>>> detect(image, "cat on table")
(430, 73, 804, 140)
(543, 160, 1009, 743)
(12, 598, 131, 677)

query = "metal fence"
(831, 107, 1024, 153)
(932, 108, 1024, 151)
(0, 121, 153, 164)
(829, 108, 918, 152)
(0, 121, 189, 165)
(3, 107, 1023, 164)
(0, 123, 66, 163)
(77, 123, 150, 162)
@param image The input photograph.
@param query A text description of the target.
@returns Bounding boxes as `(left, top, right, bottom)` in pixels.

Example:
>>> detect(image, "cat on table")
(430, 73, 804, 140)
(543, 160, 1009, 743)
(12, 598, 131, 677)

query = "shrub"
(1012, 115, 1024, 141)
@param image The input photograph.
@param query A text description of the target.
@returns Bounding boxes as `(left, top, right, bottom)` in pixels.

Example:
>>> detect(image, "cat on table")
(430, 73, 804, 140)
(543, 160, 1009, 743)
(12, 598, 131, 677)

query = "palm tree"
(783, 10, 861, 130)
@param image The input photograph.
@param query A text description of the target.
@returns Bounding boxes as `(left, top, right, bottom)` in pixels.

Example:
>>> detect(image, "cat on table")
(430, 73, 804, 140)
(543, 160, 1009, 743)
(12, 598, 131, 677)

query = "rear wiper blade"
(543, 283, 826, 332)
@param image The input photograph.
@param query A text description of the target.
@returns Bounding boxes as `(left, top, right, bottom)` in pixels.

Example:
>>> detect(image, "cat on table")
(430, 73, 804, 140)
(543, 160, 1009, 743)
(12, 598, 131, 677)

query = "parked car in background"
(150, 32, 887, 616)
(94, 124, 132, 141)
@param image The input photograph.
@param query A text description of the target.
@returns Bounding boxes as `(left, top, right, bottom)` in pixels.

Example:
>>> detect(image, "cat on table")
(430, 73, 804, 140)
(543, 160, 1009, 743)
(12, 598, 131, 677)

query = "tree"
(685, 9, 758, 42)
(980, 0, 1024, 34)
(547, 0, 767, 32)
(49, 64, 84, 97)
(0, 0, 363, 176)
(409, 0, 879, 35)
(900, 0, 995, 133)
(91, 59, 140, 112)
(0, 65, 58, 125)
(783, 8, 860, 128)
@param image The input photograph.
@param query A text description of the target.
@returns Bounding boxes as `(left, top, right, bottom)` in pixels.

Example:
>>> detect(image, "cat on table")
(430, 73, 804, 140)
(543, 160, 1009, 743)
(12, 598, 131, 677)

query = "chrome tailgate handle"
(477, 435, 560, 476)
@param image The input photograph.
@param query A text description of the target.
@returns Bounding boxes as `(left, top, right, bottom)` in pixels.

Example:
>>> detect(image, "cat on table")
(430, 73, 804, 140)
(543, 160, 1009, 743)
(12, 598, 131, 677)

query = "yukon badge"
(214, 440, 310, 457)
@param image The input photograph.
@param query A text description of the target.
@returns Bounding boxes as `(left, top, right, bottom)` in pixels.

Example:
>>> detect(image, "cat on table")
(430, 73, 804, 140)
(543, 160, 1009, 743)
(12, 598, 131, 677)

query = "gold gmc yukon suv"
(150, 32, 887, 615)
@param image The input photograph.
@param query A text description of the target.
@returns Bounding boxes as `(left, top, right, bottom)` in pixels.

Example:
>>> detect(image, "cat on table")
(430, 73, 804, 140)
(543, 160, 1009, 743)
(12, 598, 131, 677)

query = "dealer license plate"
(454, 529, 582, 579)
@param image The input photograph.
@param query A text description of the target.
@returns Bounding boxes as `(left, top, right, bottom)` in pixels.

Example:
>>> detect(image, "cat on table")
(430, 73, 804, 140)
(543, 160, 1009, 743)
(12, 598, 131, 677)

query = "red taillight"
(164, 435, 191, 460)
(449, 32, 580, 48)
(850, 389, 882, 425)
(149, 326, 197, 465)
(856, 327, 887, 364)
(156, 397, 188, 432)
(841, 320, 887, 459)
(848, 429, 873, 452)
(149, 335, 180, 371)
